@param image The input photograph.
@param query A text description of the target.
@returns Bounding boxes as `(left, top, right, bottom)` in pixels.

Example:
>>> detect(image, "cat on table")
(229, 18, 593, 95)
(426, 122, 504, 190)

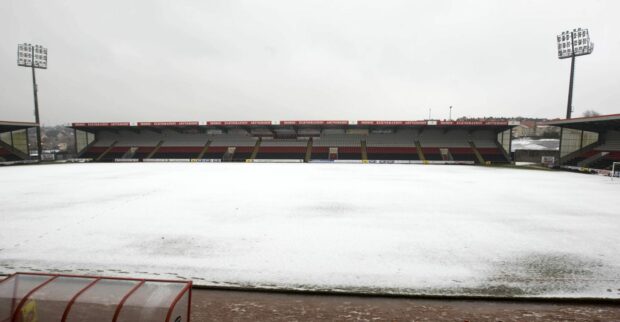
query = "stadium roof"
(543, 113, 620, 132)
(70, 120, 520, 133)
(0, 120, 38, 133)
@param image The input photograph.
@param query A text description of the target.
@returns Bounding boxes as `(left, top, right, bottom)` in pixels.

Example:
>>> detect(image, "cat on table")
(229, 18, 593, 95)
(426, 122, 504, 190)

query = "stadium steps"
(76, 138, 98, 157)
(330, 148, 339, 161)
(145, 140, 165, 159)
(0, 139, 28, 160)
(468, 141, 485, 164)
(560, 141, 601, 165)
(222, 147, 235, 162)
(589, 154, 620, 170)
(440, 148, 454, 161)
(495, 141, 512, 162)
(578, 151, 608, 168)
(414, 140, 427, 164)
(447, 149, 455, 161)
(249, 138, 262, 161)
(121, 147, 139, 159)
(361, 140, 368, 161)
(196, 140, 212, 159)
(305, 138, 313, 163)
(95, 140, 118, 162)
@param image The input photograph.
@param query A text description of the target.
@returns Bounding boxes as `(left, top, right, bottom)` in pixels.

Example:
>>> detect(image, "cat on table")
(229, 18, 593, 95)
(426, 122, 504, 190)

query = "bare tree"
(582, 110, 601, 117)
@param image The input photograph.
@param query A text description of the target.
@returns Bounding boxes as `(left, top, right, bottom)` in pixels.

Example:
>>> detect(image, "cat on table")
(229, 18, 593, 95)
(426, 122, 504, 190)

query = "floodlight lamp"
(17, 43, 48, 69)
(556, 28, 594, 59)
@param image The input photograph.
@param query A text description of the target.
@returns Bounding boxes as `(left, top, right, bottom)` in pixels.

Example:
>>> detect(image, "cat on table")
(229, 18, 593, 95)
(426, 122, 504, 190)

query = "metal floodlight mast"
(17, 43, 48, 161)
(556, 28, 594, 119)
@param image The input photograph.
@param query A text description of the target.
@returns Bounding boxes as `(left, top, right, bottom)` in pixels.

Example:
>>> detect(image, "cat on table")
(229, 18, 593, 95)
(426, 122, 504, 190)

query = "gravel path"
(191, 289, 620, 321)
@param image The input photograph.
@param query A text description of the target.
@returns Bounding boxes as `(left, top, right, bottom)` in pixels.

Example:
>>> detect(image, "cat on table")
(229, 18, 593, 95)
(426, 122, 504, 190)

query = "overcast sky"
(1, 0, 619, 125)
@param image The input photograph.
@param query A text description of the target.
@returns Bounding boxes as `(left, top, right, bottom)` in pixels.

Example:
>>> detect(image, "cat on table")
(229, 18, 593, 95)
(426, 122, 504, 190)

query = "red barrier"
(437, 121, 509, 126)
(280, 120, 349, 125)
(206, 121, 272, 126)
(338, 147, 361, 153)
(477, 148, 502, 155)
(137, 121, 199, 126)
(357, 121, 427, 126)
(258, 147, 307, 153)
(156, 147, 204, 153)
(72, 122, 131, 127)
(366, 147, 417, 154)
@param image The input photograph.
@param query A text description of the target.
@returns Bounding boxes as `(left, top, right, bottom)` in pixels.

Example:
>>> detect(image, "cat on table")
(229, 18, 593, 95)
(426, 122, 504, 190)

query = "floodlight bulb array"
(556, 28, 594, 59)
(17, 43, 48, 69)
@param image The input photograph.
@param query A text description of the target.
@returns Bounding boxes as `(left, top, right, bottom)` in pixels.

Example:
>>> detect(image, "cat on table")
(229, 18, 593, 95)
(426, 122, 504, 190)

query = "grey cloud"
(1, 0, 619, 125)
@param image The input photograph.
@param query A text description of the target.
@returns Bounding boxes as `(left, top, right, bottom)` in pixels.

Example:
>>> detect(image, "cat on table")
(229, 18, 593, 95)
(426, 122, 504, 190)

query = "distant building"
(512, 121, 559, 138)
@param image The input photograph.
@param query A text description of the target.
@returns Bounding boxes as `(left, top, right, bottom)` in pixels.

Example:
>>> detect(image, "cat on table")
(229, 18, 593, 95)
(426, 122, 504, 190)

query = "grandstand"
(0, 120, 36, 162)
(71, 120, 517, 164)
(545, 113, 620, 170)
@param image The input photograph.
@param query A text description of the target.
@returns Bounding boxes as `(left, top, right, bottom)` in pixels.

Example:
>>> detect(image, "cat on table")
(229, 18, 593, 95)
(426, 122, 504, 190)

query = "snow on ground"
(1, 163, 619, 298)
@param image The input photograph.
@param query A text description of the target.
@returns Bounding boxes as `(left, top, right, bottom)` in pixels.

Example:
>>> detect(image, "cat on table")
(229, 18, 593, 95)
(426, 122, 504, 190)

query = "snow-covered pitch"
(1, 163, 619, 298)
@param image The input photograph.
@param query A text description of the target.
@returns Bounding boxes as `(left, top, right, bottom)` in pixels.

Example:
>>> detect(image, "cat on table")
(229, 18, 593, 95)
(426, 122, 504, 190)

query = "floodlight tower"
(17, 43, 48, 160)
(556, 28, 594, 119)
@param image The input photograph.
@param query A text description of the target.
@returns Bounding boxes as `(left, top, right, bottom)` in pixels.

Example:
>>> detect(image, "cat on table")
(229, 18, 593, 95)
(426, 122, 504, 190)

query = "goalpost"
(612, 162, 620, 180)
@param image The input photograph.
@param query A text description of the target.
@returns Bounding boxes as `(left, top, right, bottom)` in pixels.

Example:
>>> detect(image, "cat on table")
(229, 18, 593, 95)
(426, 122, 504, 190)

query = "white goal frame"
(612, 162, 620, 180)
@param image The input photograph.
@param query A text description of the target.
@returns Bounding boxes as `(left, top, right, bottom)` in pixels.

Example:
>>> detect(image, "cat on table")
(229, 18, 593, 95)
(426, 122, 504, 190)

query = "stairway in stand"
(414, 140, 427, 164)
(145, 140, 165, 159)
(249, 138, 262, 161)
(305, 138, 313, 163)
(468, 141, 485, 164)
(222, 147, 236, 162)
(361, 140, 368, 161)
(95, 140, 118, 161)
(121, 147, 139, 159)
(196, 140, 212, 159)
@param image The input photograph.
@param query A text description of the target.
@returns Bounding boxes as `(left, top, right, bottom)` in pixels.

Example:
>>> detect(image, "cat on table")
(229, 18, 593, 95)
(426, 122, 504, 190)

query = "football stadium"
(2, 69, 620, 322)
(2, 117, 620, 301)
(3, 1, 620, 320)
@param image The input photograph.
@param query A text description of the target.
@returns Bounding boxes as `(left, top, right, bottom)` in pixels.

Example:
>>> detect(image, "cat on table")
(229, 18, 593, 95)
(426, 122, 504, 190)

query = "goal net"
(612, 162, 620, 179)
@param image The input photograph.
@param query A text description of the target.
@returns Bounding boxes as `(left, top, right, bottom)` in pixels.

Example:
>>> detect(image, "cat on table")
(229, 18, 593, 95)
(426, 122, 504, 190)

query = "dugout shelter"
(0, 272, 191, 322)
